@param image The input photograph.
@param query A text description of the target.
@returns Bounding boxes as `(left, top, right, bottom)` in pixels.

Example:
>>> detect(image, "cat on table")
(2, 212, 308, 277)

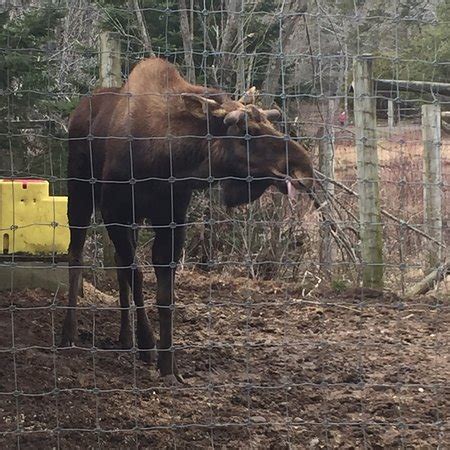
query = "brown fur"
(61, 58, 314, 379)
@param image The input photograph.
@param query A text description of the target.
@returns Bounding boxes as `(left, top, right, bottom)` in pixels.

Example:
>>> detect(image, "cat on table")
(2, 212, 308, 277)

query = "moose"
(61, 58, 314, 382)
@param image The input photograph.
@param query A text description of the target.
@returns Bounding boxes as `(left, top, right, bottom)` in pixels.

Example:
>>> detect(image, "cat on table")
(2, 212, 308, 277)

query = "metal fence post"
(353, 55, 384, 289)
(421, 104, 442, 270)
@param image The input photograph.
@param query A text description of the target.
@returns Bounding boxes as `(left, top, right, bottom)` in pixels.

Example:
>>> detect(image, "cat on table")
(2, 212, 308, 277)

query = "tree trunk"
(218, 0, 240, 87)
(261, 0, 307, 108)
(130, 0, 155, 57)
(178, 0, 195, 83)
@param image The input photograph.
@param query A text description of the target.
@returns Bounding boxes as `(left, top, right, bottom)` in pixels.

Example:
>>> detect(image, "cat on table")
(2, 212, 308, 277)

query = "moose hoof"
(160, 373, 186, 386)
(60, 326, 77, 347)
(60, 312, 77, 347)
(59, 335, 75, 348)
(157, 353, 184, 383)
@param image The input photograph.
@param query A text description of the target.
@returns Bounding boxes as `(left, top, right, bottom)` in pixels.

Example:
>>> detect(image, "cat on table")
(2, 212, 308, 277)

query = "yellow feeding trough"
(0, 179, 69, 255)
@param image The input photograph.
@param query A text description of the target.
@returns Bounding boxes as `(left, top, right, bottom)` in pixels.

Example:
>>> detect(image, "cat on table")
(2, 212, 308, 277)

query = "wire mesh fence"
(0, 0, 449, 448)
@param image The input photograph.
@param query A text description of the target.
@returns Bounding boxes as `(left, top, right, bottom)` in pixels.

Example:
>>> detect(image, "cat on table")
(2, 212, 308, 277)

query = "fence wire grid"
(0, 0, 449, 448)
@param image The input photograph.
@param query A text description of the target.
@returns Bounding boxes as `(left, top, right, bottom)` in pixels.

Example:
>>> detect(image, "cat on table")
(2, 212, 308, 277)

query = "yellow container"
(0, 179, 69, 255)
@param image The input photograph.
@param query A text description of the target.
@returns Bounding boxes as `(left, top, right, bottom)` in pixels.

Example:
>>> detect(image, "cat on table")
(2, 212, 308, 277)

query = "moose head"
(181, 88, 314, 206)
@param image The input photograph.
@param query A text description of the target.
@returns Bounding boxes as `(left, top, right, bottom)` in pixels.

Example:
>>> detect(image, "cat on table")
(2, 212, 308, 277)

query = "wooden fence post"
(387, 99, 394, 130)
(353, 55, 384, 289)
(319, 98, 337, 277)
(99, 31, 122, 88)
(99, 32, 121, 270)
(421, 104, 442, 270)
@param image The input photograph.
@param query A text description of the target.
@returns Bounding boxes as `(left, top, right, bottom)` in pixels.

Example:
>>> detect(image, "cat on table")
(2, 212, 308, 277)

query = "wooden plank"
(375, 79, 450, 98)
(406, 260, 448, 297)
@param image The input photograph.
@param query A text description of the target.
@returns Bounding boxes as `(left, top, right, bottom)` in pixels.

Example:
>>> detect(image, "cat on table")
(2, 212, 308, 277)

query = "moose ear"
(181, 93, 227, 119)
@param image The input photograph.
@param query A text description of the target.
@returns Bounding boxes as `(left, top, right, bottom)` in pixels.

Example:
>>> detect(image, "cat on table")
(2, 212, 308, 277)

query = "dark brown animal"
(61, 58, 314, 382)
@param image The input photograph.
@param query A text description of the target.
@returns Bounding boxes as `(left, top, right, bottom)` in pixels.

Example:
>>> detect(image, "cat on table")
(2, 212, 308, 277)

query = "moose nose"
(273, 168, 313, 189)
(291, 169, 314, 190)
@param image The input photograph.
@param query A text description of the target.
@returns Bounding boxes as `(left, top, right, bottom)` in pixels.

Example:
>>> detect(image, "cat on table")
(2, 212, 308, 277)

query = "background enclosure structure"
(0, 0, 448, 448)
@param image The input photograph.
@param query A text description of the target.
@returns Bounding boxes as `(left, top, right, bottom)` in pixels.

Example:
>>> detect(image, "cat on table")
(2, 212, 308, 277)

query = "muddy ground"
(0, 270, 448, 449)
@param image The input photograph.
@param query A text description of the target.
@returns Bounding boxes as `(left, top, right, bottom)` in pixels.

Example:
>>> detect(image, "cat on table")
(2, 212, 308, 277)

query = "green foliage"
(399, 2, 450, 82)
(373, 3, 450, 82)
(331, 278, 349, 294)
(97, 0, 280, 87)
(0, 3, 65, 95)
(0, 2, 67, 178)
(97, 0, 183, 69)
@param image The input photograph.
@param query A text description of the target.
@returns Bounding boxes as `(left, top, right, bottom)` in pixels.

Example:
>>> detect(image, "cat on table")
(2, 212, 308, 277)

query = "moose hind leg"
(108, 225, 156, 362)
(115, 251, 132, 349)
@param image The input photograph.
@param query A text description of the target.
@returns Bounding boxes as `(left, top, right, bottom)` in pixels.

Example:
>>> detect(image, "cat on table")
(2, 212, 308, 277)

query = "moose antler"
(224, 109, 245, 126)
(264, 109, 282, 121)
(238, 86, 258, 105)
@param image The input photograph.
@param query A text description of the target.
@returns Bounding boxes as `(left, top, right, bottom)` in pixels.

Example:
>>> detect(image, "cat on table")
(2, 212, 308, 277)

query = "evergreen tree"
(0, 2, 67, 179)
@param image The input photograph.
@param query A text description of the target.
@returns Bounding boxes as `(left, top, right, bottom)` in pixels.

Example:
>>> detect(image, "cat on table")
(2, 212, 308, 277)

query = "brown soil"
(0, 271, 448, 449)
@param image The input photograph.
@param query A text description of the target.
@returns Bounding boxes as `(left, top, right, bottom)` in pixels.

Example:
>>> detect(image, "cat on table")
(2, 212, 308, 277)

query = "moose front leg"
(152, 226, 185, 381)
(61, 183, 91, 347)
(61, 242, 85, 346)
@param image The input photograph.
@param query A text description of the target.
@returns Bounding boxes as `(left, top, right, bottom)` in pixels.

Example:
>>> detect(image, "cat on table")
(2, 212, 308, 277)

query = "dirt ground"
(0, 270, 448, 449)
